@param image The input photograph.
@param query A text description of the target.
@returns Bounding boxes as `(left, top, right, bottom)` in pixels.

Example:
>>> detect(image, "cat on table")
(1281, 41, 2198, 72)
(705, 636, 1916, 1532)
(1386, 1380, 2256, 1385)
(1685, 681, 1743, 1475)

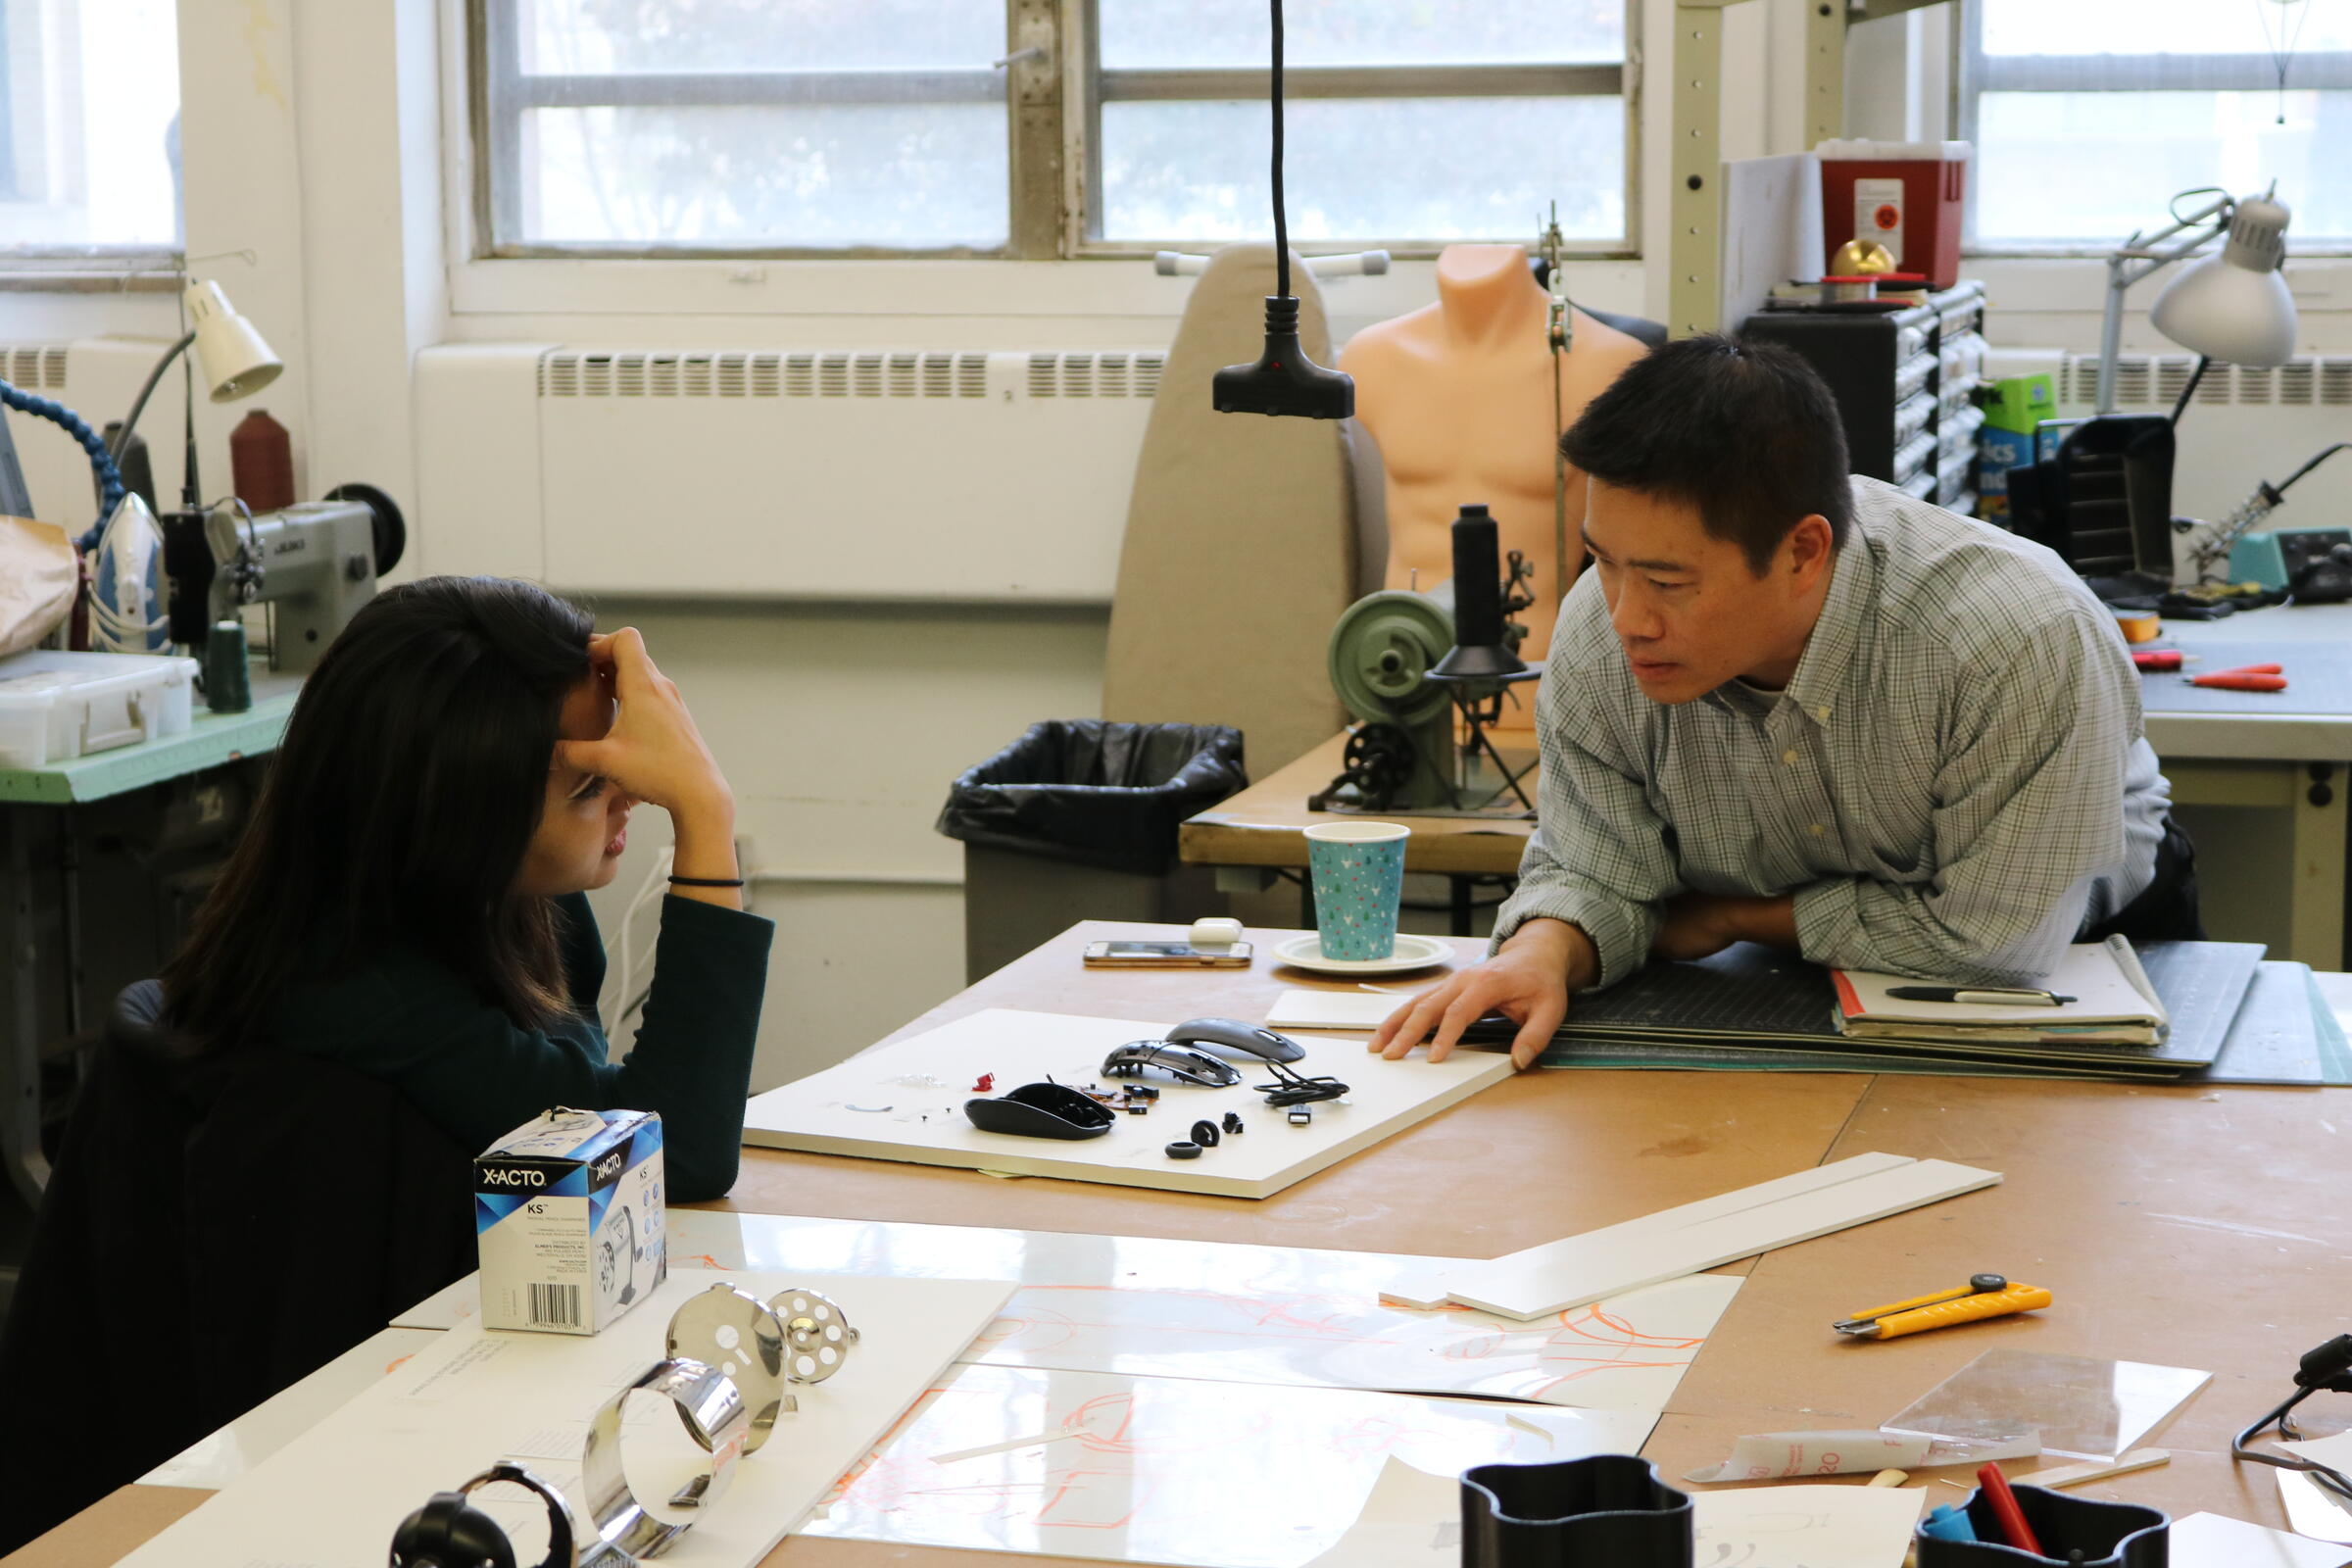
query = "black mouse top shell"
(1101, 1041, 1245, 1087)
(963, 1081, 1118, 1140)
(1164, 1015, 1306, 1063)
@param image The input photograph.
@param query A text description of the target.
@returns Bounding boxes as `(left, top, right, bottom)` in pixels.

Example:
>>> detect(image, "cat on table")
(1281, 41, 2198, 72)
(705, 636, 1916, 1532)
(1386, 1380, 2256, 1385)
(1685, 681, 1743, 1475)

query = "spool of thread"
(229, 409, 295, 514)
(1450, 504, 1504, 650)
(204, 620, 252, 713)
(2112, 608, 2161, 645)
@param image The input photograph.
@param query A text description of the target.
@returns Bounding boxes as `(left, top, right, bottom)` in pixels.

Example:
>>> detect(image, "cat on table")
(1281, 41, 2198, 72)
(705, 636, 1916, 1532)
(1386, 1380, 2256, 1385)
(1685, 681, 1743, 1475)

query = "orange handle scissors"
(1833, 1273, 2053, 1340)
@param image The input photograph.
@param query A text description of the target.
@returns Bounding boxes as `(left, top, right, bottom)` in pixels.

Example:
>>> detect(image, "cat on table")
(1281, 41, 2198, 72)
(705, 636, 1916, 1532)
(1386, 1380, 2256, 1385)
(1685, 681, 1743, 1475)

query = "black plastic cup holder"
(1916, 1483, 2168, 1567)
(1460, 1453, 1693, 1568)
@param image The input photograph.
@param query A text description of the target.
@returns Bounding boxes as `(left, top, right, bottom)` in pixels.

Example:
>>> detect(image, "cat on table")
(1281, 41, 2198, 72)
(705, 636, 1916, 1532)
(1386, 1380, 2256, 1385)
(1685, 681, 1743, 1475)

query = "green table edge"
(0, 690, 298, 804)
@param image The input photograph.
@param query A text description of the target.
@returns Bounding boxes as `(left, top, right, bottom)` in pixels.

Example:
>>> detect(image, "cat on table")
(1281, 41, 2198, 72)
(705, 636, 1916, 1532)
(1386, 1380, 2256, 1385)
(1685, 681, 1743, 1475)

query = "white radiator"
(414, 345, 1166, 602)
(0, 340, 200, 530)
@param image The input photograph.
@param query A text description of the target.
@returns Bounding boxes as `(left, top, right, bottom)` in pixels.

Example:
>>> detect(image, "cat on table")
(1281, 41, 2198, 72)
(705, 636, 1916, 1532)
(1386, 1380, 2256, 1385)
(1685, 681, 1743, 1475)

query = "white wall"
(8, 0, 2348, 1086)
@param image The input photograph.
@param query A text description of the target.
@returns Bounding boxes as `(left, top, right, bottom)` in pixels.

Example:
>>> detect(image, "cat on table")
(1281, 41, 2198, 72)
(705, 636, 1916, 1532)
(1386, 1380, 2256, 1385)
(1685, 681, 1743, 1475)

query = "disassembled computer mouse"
(963, 1081, 1117, 1141)
(1164, 1015, 1306, 1063)
(1102, 1041, 1245, 1087)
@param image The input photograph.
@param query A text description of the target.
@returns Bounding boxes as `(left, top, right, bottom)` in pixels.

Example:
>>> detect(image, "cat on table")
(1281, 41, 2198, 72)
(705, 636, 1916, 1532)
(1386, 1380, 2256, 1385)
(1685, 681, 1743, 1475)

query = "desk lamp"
(2095, 187, 2296, 416)
(83, 281, 283, 652)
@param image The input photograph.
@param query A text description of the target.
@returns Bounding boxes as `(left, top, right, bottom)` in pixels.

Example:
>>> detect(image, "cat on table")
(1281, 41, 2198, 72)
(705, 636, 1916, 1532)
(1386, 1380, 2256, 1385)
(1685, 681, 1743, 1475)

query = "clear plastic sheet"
(1881, 1347, 2211, 1461)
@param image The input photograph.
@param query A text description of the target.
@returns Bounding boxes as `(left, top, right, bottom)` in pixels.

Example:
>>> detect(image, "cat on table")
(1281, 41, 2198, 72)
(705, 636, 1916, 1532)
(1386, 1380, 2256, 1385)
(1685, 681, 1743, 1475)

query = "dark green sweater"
(269, 893, 773, 1200)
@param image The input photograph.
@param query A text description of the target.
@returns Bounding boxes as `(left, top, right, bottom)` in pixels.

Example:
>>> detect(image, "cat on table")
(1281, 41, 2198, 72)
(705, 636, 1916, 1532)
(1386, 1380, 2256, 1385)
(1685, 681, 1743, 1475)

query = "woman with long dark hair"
(161, 575, 770, 1200)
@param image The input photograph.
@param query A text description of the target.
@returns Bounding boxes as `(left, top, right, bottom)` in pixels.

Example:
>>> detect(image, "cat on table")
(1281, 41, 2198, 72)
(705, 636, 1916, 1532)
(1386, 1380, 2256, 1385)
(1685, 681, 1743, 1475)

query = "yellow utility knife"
(1833, 1273, 2053, 1340)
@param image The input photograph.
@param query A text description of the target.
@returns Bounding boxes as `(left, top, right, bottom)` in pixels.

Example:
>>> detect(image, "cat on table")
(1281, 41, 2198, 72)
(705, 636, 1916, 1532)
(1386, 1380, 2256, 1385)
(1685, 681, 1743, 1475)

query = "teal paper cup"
(1303, 820, 1410, 960)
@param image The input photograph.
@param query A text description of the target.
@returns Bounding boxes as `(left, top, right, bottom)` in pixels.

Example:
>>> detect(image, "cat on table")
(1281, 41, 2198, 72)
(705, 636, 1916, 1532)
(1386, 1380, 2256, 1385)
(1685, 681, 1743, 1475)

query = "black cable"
(1270, 0, 1288, 301)
(2277, 442, 2352, 496)
(2232, 1383, 2352, 1506)
(108, 330, 196, 463)
(2169, 356, 2208, 428)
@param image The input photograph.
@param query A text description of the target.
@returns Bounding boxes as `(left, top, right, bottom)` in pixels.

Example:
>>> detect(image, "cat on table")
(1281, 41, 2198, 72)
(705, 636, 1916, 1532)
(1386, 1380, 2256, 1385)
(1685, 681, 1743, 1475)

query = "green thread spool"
(205, 620, 252, 713)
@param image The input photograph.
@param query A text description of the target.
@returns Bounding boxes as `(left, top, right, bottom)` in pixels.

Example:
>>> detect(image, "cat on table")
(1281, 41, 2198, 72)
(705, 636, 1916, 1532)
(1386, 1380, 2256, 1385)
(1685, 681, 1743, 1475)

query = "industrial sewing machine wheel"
(769, 1288, 859, 1384)
(1338, 723, 1416, 808)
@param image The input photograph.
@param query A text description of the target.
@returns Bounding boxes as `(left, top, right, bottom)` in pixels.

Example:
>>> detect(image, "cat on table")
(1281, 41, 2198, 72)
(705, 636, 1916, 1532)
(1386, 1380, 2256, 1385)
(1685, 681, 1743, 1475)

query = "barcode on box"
(528, 1283, 581, 1329)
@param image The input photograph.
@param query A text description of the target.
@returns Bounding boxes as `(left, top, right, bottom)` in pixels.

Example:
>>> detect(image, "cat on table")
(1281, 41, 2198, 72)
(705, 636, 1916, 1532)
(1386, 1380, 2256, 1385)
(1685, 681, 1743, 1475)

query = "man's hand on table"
(1649, 892, 1798, 962)
(1368, 917, 1593, 1071)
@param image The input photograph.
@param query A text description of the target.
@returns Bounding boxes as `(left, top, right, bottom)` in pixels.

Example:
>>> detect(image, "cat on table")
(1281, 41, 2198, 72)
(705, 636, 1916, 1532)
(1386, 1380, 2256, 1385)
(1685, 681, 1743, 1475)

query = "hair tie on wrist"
(668, 875, 747, 889)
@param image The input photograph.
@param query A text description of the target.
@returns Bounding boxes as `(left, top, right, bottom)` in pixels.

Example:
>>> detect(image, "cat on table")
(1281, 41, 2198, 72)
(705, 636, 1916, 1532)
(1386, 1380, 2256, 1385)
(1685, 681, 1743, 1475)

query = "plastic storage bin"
(1818, 139, 1971, 289)
(0, 650, 199, 768)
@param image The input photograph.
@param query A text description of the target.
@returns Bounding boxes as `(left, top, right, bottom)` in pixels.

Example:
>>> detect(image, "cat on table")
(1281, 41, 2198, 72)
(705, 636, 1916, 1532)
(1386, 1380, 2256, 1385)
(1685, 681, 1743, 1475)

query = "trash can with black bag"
(938, 720, 1248, 982)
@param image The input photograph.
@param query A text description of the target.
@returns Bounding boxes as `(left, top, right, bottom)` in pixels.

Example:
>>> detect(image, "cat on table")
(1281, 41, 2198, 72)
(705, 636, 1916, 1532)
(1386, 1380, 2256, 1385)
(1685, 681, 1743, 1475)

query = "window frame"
(1956, 0, 2352, 258)
(462, 0, 1642, 264)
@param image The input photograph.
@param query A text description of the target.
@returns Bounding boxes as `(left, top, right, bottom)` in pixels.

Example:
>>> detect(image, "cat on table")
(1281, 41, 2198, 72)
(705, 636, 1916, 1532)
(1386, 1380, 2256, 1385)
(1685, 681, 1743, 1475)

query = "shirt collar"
(1780, 535, 1875, 726)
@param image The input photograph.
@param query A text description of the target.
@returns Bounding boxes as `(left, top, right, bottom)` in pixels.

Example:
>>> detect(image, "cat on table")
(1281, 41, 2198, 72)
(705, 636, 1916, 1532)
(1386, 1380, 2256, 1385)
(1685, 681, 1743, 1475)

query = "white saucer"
(1274, 932, 1455, 976)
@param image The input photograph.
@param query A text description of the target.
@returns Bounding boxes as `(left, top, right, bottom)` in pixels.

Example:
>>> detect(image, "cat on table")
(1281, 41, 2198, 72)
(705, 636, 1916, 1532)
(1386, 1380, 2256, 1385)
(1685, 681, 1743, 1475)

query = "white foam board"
(1266, 989, 1410, 1031)
(1381, 1152, 2001, 1321)
(118, 1267, 1012, 1568)
(742, 1007, 1516, 1200)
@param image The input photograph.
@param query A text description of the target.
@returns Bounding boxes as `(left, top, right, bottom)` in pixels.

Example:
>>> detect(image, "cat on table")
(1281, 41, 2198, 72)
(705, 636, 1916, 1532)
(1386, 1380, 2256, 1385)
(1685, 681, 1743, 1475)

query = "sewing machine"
(161, 484, 404, 671)
(1312, 509, 1540, 817)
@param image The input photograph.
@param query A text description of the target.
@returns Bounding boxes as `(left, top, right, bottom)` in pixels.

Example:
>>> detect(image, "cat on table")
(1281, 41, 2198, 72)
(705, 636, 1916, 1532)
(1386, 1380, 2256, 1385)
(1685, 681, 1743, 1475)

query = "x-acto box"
(475, 1106, 665, 1335)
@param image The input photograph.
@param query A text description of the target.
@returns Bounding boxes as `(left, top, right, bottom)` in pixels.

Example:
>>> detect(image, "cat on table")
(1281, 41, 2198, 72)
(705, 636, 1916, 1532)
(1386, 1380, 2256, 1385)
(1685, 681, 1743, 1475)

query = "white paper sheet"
(741, 1006, 1514, 1199)
(978, 1269, 1742, 1410)
(1296, 1456, 1459, 1568)
(803, 1363, 1652, 1568)
(1686, 1429, 2038, 1483)
(2173, 1511, 2352, 1568)
(2277, 1433, 2352, 1544)
(1691, 1484, 1926, 1568)
(120, 1268, 1012, 1568)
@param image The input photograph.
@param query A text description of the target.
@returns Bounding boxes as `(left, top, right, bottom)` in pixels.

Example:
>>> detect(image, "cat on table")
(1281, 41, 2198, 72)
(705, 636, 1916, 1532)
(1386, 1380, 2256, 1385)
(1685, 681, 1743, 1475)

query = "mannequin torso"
(1342, 244, 1648, 726)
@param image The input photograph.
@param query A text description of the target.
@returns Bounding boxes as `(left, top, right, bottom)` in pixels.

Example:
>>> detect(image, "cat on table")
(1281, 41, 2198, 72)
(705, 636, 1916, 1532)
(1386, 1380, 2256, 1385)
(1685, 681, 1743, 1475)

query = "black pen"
(1885, 985, 2078, 1006)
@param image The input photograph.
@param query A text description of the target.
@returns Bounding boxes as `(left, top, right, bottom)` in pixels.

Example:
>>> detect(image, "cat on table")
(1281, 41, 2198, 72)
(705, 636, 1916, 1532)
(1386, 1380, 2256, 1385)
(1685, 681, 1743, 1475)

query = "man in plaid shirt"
(1374, 334, 2196, 1070)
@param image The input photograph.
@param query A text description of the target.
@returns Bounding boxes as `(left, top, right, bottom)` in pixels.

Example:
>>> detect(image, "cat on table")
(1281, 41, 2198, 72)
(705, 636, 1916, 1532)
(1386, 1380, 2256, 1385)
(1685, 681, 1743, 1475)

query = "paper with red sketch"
(804, 1362, 1652, 1568)
(971, 1270, 1742, 1411)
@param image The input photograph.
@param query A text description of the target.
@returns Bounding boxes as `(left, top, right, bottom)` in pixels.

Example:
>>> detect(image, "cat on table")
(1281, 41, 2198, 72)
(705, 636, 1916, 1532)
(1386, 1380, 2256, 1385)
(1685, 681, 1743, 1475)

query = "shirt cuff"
(1790, 878, 1864, 970)
(1491, 884, 1651, 991)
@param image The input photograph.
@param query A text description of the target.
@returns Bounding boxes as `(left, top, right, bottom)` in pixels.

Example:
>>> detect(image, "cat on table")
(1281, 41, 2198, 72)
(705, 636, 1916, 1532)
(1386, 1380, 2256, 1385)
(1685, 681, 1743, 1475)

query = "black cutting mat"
(2138, 640, 2352, 714)
(1479, 941, 2265, 1074)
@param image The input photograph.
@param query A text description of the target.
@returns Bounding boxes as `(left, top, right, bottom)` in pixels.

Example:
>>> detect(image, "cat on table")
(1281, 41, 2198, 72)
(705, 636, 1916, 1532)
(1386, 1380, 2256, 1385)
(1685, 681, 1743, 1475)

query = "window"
(1085, 0, 1629, 249)
(467, 0, 1634, 259)
(0, 0, 181, 259)
(1964, 0, 2352, 249)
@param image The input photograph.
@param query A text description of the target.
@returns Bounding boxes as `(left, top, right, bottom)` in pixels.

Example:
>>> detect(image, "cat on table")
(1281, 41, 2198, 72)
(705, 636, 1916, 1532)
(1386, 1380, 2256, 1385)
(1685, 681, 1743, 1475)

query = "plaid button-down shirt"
(1493, 476, 2170, 989)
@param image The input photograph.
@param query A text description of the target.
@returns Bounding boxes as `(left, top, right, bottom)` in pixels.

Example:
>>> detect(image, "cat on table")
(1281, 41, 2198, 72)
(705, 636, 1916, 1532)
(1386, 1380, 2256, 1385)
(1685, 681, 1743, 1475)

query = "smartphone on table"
(1082, 940, 1253, 968)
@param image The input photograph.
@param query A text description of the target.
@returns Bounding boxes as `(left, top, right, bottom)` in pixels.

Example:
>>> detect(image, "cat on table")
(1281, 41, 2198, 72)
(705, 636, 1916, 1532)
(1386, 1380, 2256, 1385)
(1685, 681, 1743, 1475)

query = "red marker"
(2189, 671, 2289, 692)
(1976, 1462, 2044, 1556)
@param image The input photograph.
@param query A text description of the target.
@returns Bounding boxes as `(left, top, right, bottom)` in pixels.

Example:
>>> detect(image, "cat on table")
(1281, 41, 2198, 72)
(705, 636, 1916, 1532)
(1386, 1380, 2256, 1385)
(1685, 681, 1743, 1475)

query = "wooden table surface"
(1177, 732, 1536, 876)
(25, 921, 2349, 1566)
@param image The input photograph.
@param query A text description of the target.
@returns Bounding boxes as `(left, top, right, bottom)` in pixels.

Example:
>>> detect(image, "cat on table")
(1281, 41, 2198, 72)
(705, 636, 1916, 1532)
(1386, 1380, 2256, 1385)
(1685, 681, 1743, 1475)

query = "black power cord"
(1270, 0, 1287, 303)
(2231, 1333, 2352, 1505)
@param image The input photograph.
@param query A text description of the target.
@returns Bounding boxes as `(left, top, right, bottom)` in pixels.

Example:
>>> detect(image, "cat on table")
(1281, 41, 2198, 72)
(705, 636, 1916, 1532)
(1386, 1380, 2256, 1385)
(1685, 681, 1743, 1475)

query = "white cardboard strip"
(1381, 1153, 1999, 1321)
(1378, 1152, 1919, 1310)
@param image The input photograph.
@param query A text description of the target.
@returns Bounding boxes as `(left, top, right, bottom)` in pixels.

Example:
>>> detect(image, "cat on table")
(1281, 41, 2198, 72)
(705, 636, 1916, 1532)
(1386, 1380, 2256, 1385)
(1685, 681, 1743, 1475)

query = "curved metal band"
(666, 1284, 796, 1456)
(582, 1357, 751, 1560)
(456, 1461, 580, 1568)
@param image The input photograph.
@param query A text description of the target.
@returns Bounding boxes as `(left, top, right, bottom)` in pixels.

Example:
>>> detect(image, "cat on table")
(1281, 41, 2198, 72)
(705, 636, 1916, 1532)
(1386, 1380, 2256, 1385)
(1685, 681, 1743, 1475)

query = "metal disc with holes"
(769, 1288, 859, 1384)
(665, 1284, 793, 1453)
